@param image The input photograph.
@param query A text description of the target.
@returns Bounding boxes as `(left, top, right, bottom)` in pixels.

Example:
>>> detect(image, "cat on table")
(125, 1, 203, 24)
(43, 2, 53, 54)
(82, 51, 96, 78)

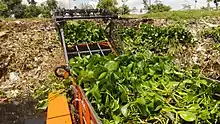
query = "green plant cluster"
(64, 21, 107, 44)
(118, 24, 193, 53)
(143, 10, 220, 20)
(69, 53, 220, 123)
(202, 26, 220, 43)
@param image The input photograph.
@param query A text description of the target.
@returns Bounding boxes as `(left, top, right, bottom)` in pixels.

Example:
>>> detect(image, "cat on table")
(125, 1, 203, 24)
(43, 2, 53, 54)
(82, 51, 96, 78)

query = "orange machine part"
(78, 90, 83, 124)
(47, 93, 72, 124)
(107, 41, 118, 56)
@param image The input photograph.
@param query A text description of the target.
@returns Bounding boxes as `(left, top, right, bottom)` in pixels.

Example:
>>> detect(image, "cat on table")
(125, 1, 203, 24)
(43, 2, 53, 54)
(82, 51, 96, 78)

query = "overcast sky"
(22, 0, 216, 10)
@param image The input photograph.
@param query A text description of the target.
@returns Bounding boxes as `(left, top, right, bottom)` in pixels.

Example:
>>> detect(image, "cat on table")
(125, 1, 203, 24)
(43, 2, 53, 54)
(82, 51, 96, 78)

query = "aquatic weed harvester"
(47, 8, 133, 124)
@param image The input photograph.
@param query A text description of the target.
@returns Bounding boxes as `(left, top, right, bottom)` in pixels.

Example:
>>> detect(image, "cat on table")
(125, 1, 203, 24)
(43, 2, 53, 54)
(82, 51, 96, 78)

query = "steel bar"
(75, 45, 81, 57)
(96, 43, 105, 56)
(60, 28, 69, 64)
(55, 15, 118, 21)
(86, 43, 92, 55)
(67, 49, 111, 55)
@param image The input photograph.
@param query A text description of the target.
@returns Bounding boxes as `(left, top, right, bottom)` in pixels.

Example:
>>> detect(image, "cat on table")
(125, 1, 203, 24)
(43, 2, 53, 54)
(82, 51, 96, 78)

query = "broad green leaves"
(98, 72, 107, 79)
(69, 53, 220, 123)
(64, 21, 107, 44)
(119, 24, 193, 54)
(105, 61, 119, 71)
(178, 111, 196, 122)
(136, 97, 146, 105)
(121, 104, 130, 117)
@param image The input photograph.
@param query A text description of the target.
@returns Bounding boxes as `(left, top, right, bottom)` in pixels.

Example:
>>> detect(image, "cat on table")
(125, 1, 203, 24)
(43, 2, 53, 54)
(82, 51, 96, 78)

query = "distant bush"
(148, 3, 171, 13)
(0, 0, 57, 18)
(143, 10, 220, 20)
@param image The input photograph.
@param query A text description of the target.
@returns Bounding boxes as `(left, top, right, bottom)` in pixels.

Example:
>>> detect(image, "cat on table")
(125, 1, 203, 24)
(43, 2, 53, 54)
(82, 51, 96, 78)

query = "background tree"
(25, 5, 41, 18)
(213, 0, 220, 9)
(182, 2, 191, 10)
(97, 0, 118, 13)
(140, 8, 143, 13)
(46, 0, 58, 10)
(132, 7, 137, 12)
(13, 4, 26, 18)
(148, 1, 171, 13)
(207, 0, 211, 9)
(118, 4, 130, 15)
(0, 0, 7, 17)
(118, 0, 130, 15)
(143, 0, 149, 10)
(207, 0, 220, 9)
(27, 0, 36, 5)
(38, 0, 58, 17)
(80, 3, 94, 9)
(0, 0, 7, 11)
(1, 0, 23, 17)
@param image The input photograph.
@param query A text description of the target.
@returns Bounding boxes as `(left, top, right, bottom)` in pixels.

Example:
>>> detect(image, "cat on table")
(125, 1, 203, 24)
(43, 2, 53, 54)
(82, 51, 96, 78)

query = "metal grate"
(66, 42, 114, 59)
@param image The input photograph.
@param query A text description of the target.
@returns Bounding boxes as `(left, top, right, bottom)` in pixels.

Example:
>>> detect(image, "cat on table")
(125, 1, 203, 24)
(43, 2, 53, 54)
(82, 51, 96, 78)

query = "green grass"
(124, 9, 220, 20)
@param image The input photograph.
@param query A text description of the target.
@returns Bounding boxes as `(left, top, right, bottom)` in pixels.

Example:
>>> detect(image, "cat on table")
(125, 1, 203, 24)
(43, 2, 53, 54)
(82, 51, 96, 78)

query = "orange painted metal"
(107, 41, 118, 56)
(64, 71, 69, 79)
(85, 102, 90, 124)
(47, 92, 72, 124)
(76, 86, 101, 124)
(77, 87, 84, 124)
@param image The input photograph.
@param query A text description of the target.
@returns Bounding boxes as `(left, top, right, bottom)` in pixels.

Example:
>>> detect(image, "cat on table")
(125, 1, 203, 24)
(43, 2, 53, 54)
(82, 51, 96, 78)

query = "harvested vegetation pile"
(0, 20, 65, 123)
(0, 20, 63, 100)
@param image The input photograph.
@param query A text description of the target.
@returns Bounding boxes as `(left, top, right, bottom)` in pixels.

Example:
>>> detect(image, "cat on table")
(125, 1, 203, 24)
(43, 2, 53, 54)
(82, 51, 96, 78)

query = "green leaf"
(121, 104, 130, 117)
(112, 99, 120, 112)
(149, 68, 155, 75)
(127, 63, 133, 71)
(178, 92, 188, 96)
(112, 115, 121, 124)
(137, 61, 145, 68)
(174, 71, 184, 78)
(199, 79, 208, 86)
(37, 99, 48, 110)
(105, 61, 119, 71)
(183, 79, 193, 84)
(98, 72, 107, 80)
(105, 94, 110, 105)
(154, 105, 162, 111)
(91, 84, 101, 101)
(147, 102, 154, 112)
(114, 73, 119, 80)
(188, 104, 200, 111)
(179, 111, 196, 122)
(136, 97, 146, 105)
(166, 112, 175, 121)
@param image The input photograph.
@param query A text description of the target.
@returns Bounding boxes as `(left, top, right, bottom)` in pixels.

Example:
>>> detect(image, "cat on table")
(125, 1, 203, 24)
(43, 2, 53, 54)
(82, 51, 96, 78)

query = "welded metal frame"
(53, 8, 122, 124)
(54, 8, 119, 64)
(67, 42, 112, 57)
